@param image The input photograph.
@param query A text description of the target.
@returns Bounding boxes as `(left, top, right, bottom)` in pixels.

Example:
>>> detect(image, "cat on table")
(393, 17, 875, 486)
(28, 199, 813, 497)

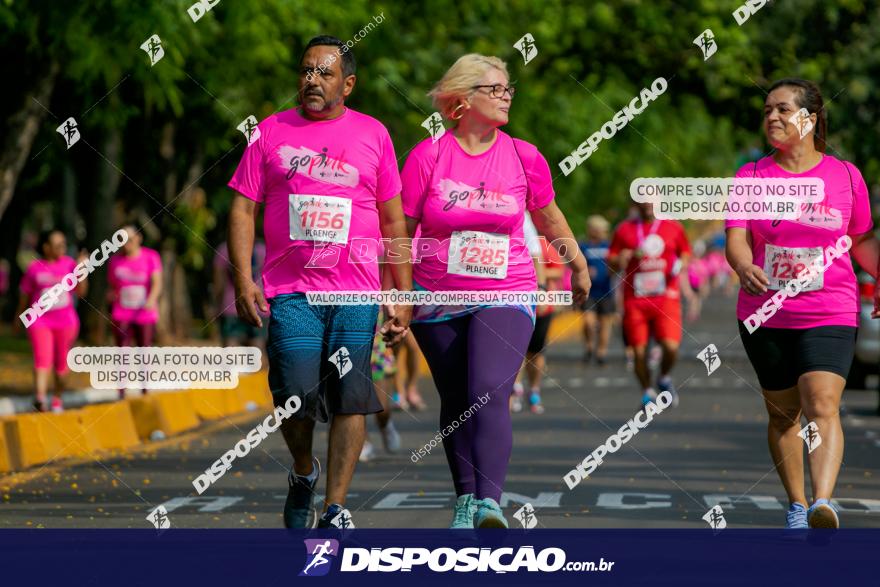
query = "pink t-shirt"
(688, 257, 709, 290)
(228, 107, 402, 298)
(401, 131, 555, 291)
(108, 247, 162, 324)
(726, 155, 872, 328)
(20, 256, 80, 329)
(214, 241, 267, 317)
(705, 250, 729, 278)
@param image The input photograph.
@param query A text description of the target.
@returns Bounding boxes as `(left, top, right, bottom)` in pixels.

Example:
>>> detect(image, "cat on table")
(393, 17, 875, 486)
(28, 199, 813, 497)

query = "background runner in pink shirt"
(16, 230, 84, 412)
(107, 226, 162, 397)
(108, 228, 162, 333)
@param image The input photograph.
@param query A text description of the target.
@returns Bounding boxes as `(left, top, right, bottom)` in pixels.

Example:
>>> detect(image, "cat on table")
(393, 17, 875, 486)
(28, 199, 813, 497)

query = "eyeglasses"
(471, 84, 516, 99)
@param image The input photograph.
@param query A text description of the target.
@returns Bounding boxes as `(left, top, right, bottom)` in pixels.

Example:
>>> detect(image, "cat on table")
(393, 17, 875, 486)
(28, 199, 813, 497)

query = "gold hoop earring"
(450, 104, 465, 120)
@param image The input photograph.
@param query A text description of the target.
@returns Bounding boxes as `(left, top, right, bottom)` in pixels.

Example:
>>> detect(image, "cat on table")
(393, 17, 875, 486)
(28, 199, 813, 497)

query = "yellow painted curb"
(4, 415, 48, 470)
(1, 369, 273, 473)
(51, 412, 102, 457)
(190, 388, 242, 421)
(547, 310, 584, 342)
(0, 420, 11, 473)
(79, 402, 139, 450)
(237, 373, 272, 408)
(128, 392, 200, 439)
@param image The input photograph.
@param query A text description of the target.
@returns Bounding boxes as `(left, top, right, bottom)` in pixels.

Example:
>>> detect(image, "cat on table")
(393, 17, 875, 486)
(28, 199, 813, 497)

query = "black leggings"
(738, 323, 856, 390)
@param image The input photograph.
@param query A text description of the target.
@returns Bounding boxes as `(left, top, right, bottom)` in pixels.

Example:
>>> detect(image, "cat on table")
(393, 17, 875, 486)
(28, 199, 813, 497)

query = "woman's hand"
(735, 263, 769, 295)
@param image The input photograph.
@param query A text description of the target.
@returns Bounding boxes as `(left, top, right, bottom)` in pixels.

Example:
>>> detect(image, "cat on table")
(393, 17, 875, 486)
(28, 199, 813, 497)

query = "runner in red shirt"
(609, 202, 696, 408)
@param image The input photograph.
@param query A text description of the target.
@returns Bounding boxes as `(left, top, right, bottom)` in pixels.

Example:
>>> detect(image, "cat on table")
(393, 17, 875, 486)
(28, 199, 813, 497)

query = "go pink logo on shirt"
(278, 145, 359, 187)
(114, 266, 148, 282)
(438, 178, 517, 215)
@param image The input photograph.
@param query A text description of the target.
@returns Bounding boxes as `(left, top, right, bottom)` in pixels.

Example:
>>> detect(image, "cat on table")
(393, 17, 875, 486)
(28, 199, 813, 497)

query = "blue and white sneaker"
(656, 377, 679, 407)
(284, 457, 320, 529)
(473, 497, 508, 528)
(641, 388, 657, 409)
(450, 494, 477, 529)
(807, 498, 839, 529)
(318, 503, 356, 529)
(528, 391, 545, 415)
(785, 502, 808, 529)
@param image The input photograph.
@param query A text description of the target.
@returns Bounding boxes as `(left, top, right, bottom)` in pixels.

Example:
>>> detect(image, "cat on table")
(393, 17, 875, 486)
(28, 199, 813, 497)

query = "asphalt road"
(2, 293, 880, 529)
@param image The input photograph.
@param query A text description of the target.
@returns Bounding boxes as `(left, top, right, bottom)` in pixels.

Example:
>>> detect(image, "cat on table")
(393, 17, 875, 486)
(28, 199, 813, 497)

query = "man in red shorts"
(609, 203, 696, 408)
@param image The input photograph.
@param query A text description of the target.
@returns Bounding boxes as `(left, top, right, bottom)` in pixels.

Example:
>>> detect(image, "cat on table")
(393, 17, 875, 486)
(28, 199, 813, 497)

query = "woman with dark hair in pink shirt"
(726, 78, 880, 529)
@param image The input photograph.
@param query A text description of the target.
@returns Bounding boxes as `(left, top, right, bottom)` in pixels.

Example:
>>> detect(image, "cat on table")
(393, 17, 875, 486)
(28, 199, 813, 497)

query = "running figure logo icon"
(56, 117, 80, 149)
(140, 34, 165, 66)
(693, 29, 717, 61)
(798, 421, 822, 453)
(329, 347, 352, 378)
(305, 244, 342, 269)
(328, 508, 354, 529)
(513, 503, 538, 529)
(146, 505, 171, 529)
(789, 108, 814, 139)
(514, 33, 538, 65)
(697, 344, 721, 376)
(421, 112, 446, 143)
(299, 539, 339, 577)
(236, 115, 261, 146)
(702, 505, 726, 531)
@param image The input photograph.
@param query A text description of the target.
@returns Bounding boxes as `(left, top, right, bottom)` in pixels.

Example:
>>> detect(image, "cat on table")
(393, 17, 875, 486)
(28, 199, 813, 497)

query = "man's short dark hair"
(302, 35, 356, 78)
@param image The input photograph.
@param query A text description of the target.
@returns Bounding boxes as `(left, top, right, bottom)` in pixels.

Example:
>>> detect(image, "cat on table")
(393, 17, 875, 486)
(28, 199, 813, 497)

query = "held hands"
(380, 303, 412, 347)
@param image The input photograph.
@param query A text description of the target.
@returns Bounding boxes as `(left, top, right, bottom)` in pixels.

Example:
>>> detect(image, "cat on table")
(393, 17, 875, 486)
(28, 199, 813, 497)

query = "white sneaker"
(381, 422, 401, 453)
(511, 382, 524, 413)
(648, 345, 662, 370)
(359, 441, 376, 462)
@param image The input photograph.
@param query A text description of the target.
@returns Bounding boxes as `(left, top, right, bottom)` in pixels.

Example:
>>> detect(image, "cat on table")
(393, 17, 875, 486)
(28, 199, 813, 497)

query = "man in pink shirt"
(227, 35, 412, 529)
(108, 225, 163, 398)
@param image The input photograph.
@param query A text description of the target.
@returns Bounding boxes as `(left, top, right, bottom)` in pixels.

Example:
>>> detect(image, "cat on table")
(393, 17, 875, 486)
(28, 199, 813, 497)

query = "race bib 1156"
(289, 194, 352, 244)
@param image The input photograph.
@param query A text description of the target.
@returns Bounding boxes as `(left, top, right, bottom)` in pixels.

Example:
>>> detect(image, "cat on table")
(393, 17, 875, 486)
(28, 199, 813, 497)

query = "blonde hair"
(586, 215, 610, 235)
(428, 54, 509, 120)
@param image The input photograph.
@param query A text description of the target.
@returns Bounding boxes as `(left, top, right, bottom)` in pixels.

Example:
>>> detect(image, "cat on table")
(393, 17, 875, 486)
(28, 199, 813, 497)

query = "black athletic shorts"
(738, 323, 857, 391)
(581, 295, 616, 316)
(528, 314, 553, 354)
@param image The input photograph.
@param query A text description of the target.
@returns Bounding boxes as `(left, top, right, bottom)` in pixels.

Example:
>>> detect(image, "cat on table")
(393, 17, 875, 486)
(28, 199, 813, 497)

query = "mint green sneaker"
(473, 497, 508, 528)
(450, 494, 477, 528)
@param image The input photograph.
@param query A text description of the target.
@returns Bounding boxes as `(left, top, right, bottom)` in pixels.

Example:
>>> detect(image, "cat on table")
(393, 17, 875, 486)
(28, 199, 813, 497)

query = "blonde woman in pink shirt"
(401, 54, 590, 528)
(726, 78, 880, 529)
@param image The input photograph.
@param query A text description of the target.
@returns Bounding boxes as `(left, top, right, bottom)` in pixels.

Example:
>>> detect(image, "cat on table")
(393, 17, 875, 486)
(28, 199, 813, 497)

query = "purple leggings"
(411, 307, 534, 501)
